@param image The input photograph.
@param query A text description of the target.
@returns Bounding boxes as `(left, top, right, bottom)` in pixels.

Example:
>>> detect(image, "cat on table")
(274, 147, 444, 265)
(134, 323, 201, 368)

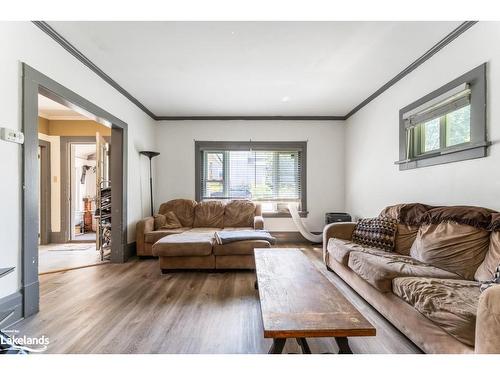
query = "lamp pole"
(139, 151, 160, 217)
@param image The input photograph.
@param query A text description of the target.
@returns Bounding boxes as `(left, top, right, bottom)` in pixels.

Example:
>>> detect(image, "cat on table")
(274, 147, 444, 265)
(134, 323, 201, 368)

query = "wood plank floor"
(13, 244, 421, 354)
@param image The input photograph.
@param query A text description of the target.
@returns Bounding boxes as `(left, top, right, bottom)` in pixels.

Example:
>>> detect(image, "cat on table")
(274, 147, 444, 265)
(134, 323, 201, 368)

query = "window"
(195, 141, 307, 216)
(410, 89, 472, 156)
(397, 64, 487, 170)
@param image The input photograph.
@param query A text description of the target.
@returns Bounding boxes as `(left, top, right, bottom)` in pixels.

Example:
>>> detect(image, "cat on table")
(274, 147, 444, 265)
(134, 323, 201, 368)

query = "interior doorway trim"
(22, 63, 128, 318)
(38, 139, 51, 245)
(59, 136, 102, 243)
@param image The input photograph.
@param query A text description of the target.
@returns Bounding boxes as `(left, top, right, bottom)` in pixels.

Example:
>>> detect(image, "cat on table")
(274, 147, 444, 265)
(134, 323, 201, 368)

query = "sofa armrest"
(322, 222, 356, 262)
(475, 285, 500, 353)
(136, 216, 154, 256)
(254, 216, 264, 230)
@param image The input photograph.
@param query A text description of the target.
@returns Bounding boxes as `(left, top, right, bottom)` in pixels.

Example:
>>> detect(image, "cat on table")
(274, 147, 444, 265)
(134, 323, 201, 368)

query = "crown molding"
(155, 115, 346, 121)
(32, 21, 157, 120)
(33, 21, 478, 122)
(344, 21, 478, 120)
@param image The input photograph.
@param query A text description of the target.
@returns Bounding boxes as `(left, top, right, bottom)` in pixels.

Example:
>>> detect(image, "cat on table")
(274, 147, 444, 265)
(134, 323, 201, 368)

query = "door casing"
(22, 63, 129, 318)
(38, 139, 51, 245)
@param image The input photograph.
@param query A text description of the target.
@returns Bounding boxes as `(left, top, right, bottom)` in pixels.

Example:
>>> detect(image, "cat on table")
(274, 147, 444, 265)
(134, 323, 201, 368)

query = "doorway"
(37, 95, 114, 273)
(23, 64, 128, 318)
(70, 143, 98, 242)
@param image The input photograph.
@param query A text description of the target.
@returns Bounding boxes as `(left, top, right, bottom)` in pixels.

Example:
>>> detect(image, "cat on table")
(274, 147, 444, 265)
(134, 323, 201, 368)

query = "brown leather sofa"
(323, 204, 500, 354)
(136, 199, 269, 271)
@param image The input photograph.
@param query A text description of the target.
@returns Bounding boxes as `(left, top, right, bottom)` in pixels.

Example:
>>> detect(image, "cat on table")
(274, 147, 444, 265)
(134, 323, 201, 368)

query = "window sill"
(263, 211, 308, 218)
(395, 141, 490, 170)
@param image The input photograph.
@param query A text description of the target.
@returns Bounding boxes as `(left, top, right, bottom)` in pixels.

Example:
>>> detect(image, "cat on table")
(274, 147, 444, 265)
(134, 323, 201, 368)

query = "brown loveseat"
(136, 199, 270, 271)
(323, 204, 500, 354)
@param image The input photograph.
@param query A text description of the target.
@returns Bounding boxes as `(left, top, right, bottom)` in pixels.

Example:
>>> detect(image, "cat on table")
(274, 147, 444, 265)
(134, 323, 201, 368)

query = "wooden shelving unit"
(97, 184, 111, 261)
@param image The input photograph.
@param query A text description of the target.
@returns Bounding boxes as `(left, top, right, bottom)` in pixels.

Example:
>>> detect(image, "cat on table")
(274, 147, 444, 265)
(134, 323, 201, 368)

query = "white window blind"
(201, 149, 302, 203)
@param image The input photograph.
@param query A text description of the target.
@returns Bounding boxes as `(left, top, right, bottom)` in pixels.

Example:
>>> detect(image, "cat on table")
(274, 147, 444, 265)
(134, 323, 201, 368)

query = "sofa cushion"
(185, 227, 221, 235)
(144, 228, 190, 244)
(161, 211, 182, 229)
(379, 203, 436, 256)
(327, 238, 388, 266)
(480, 263, 500, 293)
(379, 203, 434, 226)
(223, 199, 256, 228)
(420, 205, 497, 230)
(410, 222, 490, 280)
(348, 251, 460, 292)
(394, 224, 420, 256)
(213, 239, 270, 256)
(352, 217, 397, 252)
(158, 199, 197, 227)
(221, 227, 254, 231)
(193, 200, 225, 228)
(476, 214, 500, 282)
(152, 232, 214, 257)
(392, 277, 480, 347)
(490, 212, 500, 231)
(153, 214, 166, 230)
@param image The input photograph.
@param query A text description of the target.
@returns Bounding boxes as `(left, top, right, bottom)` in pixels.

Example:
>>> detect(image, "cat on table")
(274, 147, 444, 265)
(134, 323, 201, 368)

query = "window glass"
(206, 153, 223, 181)
(205, 182, 224, 198)
(422, 118, 441, 153)
(228, 151, 253, 199)
(202, 150, 301, 204)
(446, 105, 471, 147)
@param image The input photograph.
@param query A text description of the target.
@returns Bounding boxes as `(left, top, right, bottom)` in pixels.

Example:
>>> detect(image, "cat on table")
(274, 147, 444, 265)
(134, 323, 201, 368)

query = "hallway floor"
(74, 232, 97, 241)
(38, 243, 105, 274)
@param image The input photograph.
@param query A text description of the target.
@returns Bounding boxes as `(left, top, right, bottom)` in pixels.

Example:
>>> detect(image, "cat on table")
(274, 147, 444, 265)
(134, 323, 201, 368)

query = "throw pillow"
(352, 217, 397, 252)
(480, 264, 500, 293)
(153, 214, 166, 230)
(161, 211, 182, 229)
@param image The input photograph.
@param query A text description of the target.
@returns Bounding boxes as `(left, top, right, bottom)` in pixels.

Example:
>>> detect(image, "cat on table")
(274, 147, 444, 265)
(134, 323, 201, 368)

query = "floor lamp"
(140, 151, 160, 217)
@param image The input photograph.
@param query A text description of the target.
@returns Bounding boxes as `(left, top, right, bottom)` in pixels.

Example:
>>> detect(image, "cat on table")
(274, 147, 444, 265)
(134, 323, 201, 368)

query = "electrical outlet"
(0, 128, 24, 144)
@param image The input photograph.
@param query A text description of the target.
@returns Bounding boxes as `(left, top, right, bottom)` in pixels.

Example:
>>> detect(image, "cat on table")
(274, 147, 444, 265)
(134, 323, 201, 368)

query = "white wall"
(345, 22, 500, 219)
(154, 120, 345, 232)
(0, 22, 156, 299)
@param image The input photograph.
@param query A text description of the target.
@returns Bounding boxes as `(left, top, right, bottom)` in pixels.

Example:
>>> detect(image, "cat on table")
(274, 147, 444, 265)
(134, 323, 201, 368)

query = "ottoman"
(152, 232, 215, 271)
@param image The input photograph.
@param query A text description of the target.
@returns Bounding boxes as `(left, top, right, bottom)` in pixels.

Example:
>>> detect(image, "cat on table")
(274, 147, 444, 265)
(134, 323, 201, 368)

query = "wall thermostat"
(0, 128, 24, 144)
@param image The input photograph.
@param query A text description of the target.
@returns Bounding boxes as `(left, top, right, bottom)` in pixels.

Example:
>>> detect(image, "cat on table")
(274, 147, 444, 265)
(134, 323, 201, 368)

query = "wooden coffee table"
(254, 248, 376, 354)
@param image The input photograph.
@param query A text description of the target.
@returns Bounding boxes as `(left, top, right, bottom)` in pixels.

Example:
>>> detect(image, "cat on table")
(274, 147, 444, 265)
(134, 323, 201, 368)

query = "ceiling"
(74, 144, 96, 159)
(38, 94, 88, 120)
(47, 21, 462, 117)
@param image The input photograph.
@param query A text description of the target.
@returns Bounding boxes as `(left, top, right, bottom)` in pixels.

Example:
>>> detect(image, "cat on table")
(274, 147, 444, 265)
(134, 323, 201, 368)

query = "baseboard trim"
(0, 291, 23, 329)
(23, 281, 39, 318)
(49, 231, 66, 243)
(270, 231, 321, 244)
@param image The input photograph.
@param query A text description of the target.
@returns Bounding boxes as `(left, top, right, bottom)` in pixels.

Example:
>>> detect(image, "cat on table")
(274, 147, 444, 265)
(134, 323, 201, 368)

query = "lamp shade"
(139, 151, 160, 159)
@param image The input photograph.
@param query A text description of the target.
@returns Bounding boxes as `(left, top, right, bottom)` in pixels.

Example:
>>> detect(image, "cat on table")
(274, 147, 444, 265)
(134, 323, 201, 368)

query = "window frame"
(195, 141, 307, 218)
(397, 63, 488, 170)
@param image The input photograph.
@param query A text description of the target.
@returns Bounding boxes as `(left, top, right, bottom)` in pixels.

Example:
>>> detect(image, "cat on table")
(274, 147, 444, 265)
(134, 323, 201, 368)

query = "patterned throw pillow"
(352, 217, 398, 252)
(161, 211, 183, 229)
(480, 264, 500, 293)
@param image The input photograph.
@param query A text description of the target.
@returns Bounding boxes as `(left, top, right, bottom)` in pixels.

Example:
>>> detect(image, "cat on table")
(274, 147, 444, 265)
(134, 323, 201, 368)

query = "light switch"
(0, 128, 24, 144)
